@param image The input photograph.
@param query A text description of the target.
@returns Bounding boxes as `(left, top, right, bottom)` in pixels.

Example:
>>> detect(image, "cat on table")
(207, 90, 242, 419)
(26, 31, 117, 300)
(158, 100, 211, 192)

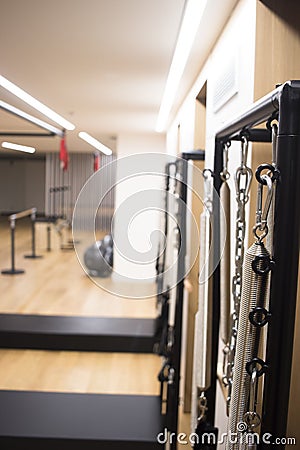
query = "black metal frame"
(155, 161, 174, 356)
(213, 81, 300, 447)
(0, 100, 64, 138)
(1, 208, 42, 275)
(164, 150, 205, 448)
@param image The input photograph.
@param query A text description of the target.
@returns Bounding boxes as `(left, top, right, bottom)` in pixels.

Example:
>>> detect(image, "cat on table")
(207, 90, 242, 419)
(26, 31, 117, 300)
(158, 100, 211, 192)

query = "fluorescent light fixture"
(78, 132, 112, 156)
(0, 100, 64, 137)
(155, 0, 208, 132)
(2, 141, 36, 154)
(0, 75, 75, 131)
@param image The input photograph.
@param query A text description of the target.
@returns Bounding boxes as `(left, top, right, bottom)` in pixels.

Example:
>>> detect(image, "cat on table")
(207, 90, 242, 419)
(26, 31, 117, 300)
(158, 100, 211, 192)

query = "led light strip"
(2, 141, 36, 154)
(155, 0, 207, 132)
(78, 132, 112, 155)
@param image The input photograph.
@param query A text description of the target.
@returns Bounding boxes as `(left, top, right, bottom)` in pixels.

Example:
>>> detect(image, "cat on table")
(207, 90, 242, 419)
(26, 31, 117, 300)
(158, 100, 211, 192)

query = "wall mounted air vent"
(212, 54, 238, 112)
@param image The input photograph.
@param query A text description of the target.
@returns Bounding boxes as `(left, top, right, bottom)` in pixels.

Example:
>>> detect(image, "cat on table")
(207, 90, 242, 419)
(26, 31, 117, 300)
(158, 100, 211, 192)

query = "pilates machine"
(1, 207, 42, 275)
(192, 81, 300, 449)
(0, 150, 204, 449)
(1, 82, 299, 448)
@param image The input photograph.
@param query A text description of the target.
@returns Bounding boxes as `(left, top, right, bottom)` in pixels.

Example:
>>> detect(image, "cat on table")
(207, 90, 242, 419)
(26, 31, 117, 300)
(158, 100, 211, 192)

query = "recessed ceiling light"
(2, 141, 36, 154)
(155, 0, 208, 132)
(78, 132, 112, 156)
(0, 75, 75, 131)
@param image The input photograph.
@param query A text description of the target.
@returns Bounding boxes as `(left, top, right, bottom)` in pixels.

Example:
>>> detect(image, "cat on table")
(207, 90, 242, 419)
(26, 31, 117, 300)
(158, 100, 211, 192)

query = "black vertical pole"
(205, 140, 223, 426)
(167, 153, 206, 448)
(24, 212, 42, 259)
(167, 159, 188, 450)
(261, 82, 300, 447)
(11, 222, 15, 272)
(32, 217, 36, 257)
(2, 219, 25, 275)
(47, 224, 51, 251)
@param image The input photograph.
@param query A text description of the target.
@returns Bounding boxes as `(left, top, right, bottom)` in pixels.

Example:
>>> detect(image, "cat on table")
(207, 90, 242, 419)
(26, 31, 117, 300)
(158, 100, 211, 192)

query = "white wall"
(166, 0, 257, 441)
(0, 158, 45, 213)
(113, 132, 166, 288)
(24, 159, 46, 213)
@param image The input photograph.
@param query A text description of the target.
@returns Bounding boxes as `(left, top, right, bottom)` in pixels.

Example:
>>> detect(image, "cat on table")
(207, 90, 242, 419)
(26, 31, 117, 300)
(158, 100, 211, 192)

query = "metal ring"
(158, 361, 170, 382)
(266, 112, 279, 131)
(240, 130, 250, 142)
(244, 411, 261, 429)
(253, 224, 269, 242)
(255, 164, 279, 184)
(249, 307, 271, 327)
(246, 358, 268, 378)
(251, 254, 274, 275)
(220, 170, 230, 181)
(222, 376, 229, 387)
(202, 168, 214, 179)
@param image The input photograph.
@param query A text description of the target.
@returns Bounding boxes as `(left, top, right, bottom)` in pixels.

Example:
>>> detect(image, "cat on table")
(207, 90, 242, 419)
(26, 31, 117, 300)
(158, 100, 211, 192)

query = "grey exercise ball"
(83, 241, 112, 278)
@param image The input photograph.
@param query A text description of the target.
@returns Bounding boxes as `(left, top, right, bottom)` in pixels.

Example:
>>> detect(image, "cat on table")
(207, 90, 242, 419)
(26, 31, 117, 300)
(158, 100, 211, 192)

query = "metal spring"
(226, 241, 271, 450)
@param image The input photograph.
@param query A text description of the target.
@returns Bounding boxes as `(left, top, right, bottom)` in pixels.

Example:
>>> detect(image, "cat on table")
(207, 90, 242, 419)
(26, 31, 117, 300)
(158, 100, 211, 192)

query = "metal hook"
(253, 173, 273, 240)
(202, 168, 213, 179)
(220, 142, 230, 181)
(197, 392, 208, 424)
(203, 169, 213, 212)
(244, 368, 261, 431)
(241, 135, 249, 169)
(249, 369, 258, 417)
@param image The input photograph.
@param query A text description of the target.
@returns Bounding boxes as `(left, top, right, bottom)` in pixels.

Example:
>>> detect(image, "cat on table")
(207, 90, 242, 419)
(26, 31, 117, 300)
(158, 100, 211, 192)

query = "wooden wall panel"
(254, 1, 300, 441)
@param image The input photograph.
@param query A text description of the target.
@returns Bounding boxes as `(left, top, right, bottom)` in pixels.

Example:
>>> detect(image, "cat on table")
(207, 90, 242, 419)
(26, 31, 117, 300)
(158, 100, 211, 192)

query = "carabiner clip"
(241, 135, 249, 169)
(244, 368, 261, 431)
(197, 392, 208, 424)
(253, 173, 273, 241)
(220, 142, 230, 181)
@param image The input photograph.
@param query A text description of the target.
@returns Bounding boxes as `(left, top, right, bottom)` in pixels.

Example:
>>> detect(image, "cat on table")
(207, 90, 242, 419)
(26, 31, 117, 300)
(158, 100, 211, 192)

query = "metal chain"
(224, 136, 253, 414)
(220, 142, 232, 383)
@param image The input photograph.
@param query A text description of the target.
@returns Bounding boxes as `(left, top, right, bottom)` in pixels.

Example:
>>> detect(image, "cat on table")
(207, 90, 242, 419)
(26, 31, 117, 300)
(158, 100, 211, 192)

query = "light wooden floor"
(0, 349, 161, 395)
(0, 217, 191, 446)
(0, 219, 157, 317)
(0, 218, 160, 394)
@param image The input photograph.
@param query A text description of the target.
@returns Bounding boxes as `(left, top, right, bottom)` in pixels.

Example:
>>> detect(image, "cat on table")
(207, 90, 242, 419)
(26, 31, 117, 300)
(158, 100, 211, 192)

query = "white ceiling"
(0, 0, 238, 155)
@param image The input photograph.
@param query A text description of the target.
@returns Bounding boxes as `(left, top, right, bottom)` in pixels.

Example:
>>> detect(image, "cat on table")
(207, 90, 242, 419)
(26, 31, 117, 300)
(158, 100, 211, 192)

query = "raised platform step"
(0, 314, 158, 353)
(0, 390, 163, 449)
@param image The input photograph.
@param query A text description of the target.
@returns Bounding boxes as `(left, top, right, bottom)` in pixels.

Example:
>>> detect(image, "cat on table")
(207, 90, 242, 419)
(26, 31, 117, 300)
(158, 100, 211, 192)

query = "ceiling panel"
(0, 0, 238, 154)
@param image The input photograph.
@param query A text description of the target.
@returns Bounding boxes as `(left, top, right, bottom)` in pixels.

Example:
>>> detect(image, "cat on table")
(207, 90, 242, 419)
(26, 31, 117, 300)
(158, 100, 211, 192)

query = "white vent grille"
(213, 55, 238, 112)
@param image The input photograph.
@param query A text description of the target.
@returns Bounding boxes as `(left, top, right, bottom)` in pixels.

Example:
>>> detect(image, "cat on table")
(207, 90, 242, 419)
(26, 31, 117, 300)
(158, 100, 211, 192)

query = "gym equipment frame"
(208, 81, 300, 447)
(158, 150, 205, 449)
(1, 207, 42, 275)
(0, 150, 204, 450)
